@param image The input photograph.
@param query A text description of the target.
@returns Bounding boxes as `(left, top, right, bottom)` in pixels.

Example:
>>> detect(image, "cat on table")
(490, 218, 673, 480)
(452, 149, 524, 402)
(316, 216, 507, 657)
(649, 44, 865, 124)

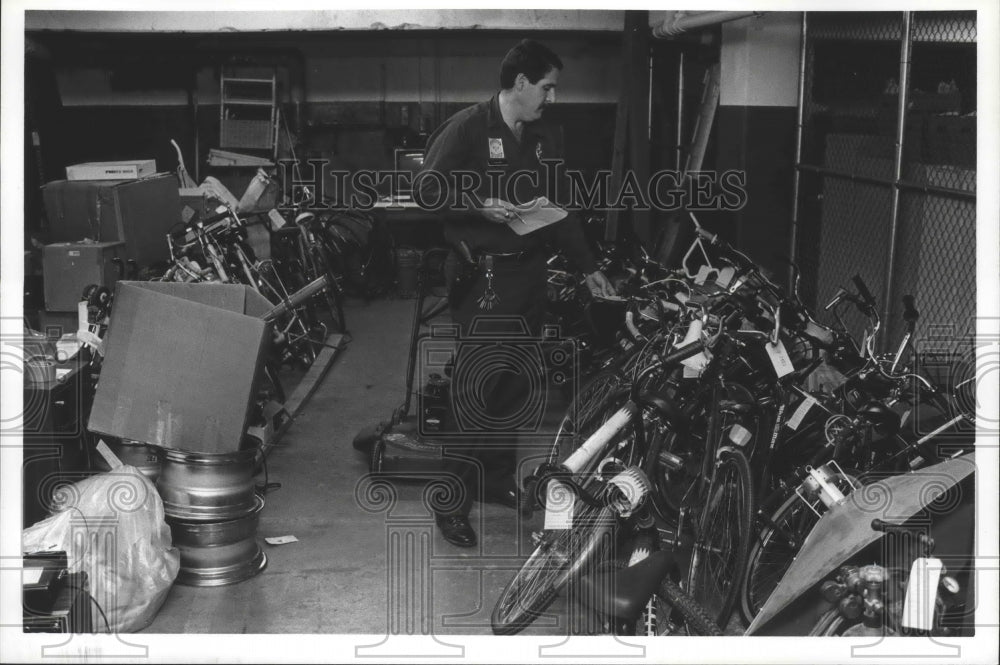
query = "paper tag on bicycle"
(267, 208, 286, 230)
(716, 266, 735, 289)
(728, 424, 752, 446)
(693, 265, 713, 286)
(765, 340, 794, 378)
(543, 481, 575, 530)
(901, 409, 911, 426)
(902, 557, 943, 631)
(786, 395, 817, 430)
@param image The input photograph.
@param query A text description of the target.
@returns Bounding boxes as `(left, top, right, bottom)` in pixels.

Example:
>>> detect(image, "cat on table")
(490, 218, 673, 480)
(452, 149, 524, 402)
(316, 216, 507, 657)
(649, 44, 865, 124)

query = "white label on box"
(902, 557, 943, 631)
(683, 364, 701, 379)
(765, 340, 795, 378)
(543, 481, 575, 530)
(728, 424, 752, 446)
(66, 160, 156, 181)
(786, 395, 818, 430)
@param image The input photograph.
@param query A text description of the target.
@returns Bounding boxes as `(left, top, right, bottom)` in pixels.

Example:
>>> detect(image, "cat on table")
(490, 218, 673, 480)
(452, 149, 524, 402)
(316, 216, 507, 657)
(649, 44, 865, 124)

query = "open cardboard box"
(88, 282, 273, 454)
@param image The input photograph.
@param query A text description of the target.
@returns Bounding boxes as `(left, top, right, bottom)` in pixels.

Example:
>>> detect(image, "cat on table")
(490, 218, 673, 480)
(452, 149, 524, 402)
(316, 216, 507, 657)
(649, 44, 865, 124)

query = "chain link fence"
(794, 10, 976, 354)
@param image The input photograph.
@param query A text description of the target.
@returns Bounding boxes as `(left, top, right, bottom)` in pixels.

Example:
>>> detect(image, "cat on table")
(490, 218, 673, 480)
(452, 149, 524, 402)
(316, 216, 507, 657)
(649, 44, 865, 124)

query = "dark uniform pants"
(438, 253, 548, 518)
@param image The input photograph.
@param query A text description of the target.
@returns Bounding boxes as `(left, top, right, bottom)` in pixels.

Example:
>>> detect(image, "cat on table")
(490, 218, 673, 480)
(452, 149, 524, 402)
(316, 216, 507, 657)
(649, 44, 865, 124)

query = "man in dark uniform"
(416, 39, 615, 547)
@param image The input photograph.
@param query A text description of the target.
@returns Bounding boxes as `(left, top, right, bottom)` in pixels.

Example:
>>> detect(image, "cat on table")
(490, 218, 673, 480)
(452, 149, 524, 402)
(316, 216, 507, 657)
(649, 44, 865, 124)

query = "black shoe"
(484, 477, 520, 510)
(436, 514, 477, 548)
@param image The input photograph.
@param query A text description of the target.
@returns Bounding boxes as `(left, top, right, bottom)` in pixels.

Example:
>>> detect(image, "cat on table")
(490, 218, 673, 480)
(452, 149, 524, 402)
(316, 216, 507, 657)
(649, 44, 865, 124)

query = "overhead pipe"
(652, 10, 760, 38)
(788, 11, 808, 293)
(882, 11, 913, 352)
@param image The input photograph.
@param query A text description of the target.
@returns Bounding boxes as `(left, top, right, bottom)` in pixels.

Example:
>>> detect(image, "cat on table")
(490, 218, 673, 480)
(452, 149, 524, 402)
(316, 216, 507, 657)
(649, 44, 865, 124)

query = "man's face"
(519, 67, 559, 122)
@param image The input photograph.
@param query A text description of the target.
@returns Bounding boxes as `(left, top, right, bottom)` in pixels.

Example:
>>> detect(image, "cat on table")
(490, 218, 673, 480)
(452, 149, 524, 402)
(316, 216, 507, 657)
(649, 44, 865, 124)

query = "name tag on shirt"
(488, 137, 505, 161)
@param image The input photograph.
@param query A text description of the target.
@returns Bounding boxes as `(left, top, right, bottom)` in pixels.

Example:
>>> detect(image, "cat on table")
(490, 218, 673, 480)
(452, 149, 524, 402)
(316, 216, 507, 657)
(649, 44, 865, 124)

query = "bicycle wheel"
(303, 243, 347, 335)
(647, 380, 727, 523)
(548, 369, 627, 472)
(491, 504, 614, 635)
(639, 578, 724, 636)
(740, 471, 859, 623)
(686, 447, 754, 629)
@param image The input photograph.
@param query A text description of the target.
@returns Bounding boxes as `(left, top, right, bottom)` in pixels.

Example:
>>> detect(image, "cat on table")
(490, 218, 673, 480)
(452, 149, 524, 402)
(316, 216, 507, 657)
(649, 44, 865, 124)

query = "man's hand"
(584, 270, 616, 299)
(479, 199, 517, 224)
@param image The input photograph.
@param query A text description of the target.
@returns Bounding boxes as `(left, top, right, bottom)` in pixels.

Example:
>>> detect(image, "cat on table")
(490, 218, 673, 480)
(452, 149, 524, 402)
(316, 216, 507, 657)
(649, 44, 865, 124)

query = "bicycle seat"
(272, 225, 302, 237)
(577, 550, 676, 621)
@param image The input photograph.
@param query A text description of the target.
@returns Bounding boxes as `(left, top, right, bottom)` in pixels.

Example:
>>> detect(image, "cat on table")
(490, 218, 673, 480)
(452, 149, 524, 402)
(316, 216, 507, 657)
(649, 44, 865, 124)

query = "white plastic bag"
(22, 465, 180, 633)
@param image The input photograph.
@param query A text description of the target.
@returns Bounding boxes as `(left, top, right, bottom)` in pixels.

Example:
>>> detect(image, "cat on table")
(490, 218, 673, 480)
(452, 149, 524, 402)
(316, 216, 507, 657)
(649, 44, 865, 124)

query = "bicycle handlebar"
(262, 274, 331, 323)
(629, 340, 707, 402)
(695, 226, 718, 244)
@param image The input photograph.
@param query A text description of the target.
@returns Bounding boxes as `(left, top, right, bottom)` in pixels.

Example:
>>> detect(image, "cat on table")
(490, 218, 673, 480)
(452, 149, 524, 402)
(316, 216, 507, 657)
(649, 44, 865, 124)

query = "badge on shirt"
(488, 137, 505, 160)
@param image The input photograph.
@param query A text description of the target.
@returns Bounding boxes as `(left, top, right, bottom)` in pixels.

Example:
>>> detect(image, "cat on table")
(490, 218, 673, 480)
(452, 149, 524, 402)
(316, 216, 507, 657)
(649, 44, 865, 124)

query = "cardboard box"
(41, 174, 182, 265)
(178, 188, 224, 225)
(66, 160, 157, 181)
(87, 282, 273, 454)
(42, 241, 125, 311)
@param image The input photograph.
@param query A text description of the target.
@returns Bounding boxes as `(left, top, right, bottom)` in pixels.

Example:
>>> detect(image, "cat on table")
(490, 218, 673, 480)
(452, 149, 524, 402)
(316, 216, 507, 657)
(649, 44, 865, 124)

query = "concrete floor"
(143, 295, 581, 636)
(142, 294, 747, 637)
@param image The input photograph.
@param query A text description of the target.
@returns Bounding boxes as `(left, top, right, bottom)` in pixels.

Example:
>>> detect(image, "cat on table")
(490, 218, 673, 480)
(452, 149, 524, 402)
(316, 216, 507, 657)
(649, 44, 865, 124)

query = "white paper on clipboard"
(487, 197, 568, 235)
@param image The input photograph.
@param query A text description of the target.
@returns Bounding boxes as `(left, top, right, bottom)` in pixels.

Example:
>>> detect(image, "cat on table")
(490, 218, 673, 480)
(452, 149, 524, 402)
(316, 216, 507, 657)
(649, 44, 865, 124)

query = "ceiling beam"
(25, 10, 630, 33)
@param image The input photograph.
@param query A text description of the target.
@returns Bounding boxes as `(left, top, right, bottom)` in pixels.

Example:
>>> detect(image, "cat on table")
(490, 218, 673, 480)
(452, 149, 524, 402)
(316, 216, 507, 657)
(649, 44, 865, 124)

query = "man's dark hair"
(499, 39, 563, 89)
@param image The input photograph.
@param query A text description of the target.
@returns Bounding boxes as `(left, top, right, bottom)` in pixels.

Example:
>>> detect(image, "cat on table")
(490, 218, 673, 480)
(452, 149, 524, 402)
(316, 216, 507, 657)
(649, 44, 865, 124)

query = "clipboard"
(486, 197, 568, 235)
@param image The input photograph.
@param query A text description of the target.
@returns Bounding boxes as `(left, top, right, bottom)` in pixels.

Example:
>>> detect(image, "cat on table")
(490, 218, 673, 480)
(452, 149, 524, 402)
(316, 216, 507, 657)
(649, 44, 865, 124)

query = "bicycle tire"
(686, 447, 754, 629)
(651, 578, 725, 636)
(739, 490, 813, 624)
(740, 471, 859, 623)
(305, 244, 348, 335)
(649, 378, 762, 525)
(549, 369, 627, 472)
(491, 505, 614, 635)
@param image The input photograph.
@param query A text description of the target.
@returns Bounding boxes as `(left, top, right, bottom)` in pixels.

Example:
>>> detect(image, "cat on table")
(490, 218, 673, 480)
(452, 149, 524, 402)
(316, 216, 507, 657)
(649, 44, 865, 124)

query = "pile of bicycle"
(154, 187, 382, 370)
(491, 214, 976, 638)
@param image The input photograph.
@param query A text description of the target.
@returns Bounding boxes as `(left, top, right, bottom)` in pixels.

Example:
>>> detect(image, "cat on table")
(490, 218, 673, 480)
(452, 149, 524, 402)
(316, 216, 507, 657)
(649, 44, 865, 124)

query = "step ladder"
(219, 70, 278, 159)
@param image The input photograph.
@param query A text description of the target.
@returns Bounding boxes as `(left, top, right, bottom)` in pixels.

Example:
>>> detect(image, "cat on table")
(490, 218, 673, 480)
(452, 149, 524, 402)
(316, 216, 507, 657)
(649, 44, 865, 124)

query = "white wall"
(720, 12, 802, 107)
